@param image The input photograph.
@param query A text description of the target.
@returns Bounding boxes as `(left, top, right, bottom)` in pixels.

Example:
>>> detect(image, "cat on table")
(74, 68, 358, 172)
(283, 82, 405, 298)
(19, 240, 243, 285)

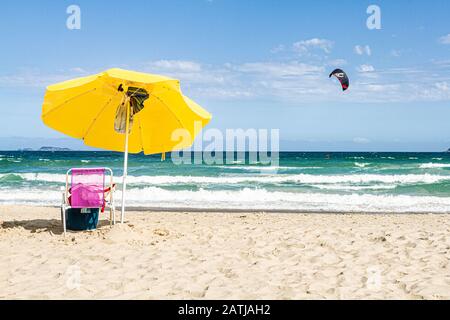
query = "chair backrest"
(70, 168, 106, 208)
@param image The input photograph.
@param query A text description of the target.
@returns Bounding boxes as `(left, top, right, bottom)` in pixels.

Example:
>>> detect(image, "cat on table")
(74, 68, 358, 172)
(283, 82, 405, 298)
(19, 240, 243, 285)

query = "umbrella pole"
(121, 100, 131, 224)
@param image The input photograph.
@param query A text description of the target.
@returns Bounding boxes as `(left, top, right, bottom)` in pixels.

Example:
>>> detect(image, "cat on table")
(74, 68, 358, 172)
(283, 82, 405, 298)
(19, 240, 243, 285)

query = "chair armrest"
(61, 186, 69, 206)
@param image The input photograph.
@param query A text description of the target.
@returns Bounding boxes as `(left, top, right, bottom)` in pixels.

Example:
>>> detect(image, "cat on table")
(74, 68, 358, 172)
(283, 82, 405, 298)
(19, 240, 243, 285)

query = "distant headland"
(39, 146, 72, 151)
(18, 146, 72, 151)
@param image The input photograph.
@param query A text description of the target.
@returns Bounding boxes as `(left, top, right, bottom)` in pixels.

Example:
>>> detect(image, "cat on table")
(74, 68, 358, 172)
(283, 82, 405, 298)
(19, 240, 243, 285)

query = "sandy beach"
(0, 205, 449, 299)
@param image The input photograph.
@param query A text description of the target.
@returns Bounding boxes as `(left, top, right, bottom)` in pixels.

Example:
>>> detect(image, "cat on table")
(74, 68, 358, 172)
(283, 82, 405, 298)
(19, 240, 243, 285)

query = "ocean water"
(0, 151, 449, 213)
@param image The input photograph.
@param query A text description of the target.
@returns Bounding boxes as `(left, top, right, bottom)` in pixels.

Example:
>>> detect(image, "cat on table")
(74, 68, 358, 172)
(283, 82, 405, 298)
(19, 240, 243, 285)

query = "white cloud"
(270, 45, 285, 54)
(436, 82, 449, 91)
(354, 45, 371, 56)
(365, 84, 384, 92)
(195, 87, 253, 98)
(353, 137, 370, 144)
(2, 53, 450, 104)
(390, 50, 401, 57)
(69, 67, 88, 74)
(438, 34, 450, 44)
(148, 60, 202, 72)
(357, 64, 375, 73)
(432, 59, 450, 67)
(0, 68, 93, 88)
(354, 46, 363, 55)
(144, 60, 228, 87)
(327, 59, 347, 67)
(236, 61, 324, 77)
(293, 38, 334, 54)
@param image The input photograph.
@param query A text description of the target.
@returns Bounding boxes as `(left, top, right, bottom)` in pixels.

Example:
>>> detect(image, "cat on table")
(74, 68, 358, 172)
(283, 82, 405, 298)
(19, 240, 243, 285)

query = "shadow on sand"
(1, 219, 111, 235)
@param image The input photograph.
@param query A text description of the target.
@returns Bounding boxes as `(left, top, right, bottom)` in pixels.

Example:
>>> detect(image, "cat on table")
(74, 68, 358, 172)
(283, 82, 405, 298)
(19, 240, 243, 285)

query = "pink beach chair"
(61, 168, 116, 235)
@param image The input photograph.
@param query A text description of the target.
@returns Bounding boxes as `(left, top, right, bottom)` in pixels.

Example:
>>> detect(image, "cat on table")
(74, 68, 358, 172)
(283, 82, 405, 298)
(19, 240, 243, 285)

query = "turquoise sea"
(0, 151, 450, 212)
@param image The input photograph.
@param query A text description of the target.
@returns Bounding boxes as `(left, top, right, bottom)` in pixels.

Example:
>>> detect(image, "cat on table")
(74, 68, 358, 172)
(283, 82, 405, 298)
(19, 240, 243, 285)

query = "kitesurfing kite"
(329, 69, 349, 91)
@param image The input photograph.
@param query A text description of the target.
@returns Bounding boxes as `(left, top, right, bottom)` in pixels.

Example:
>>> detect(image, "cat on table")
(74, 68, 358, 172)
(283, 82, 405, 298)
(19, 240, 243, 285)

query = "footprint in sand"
(153, 229, 169, 237)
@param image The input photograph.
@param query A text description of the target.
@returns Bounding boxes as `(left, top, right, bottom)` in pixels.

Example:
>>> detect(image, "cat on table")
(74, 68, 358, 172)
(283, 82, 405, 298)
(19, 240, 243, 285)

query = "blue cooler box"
(66, 208, 99, 231)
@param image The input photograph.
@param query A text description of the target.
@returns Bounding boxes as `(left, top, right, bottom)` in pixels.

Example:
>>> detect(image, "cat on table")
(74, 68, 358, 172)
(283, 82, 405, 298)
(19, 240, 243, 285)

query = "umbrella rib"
(42, 88, 97, 118)
(137, 117, 145, 153)
(83, 92, 120, 139)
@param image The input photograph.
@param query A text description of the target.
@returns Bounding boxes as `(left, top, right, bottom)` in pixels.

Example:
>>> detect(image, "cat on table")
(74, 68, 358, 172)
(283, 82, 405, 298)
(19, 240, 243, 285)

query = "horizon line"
(2, 149, 449, 153)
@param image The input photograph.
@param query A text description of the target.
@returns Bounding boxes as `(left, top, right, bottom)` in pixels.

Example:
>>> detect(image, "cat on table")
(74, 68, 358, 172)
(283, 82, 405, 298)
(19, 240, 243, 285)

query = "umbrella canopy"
(42, 68, 211, 222)
(42, 68, 211, 154)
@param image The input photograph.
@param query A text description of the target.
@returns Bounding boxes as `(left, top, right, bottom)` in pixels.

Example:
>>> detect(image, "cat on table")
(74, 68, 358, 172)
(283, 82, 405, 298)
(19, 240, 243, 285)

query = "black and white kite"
(329, 69, 349, 91)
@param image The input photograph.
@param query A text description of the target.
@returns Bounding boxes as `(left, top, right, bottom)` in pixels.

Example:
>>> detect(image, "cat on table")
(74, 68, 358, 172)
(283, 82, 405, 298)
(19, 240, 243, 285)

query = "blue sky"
(0, 0, 449, 151)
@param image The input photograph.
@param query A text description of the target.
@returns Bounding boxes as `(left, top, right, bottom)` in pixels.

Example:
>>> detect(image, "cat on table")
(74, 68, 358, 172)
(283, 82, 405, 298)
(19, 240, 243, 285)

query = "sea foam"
(1, 187, 449, 213)
(2, 172, 449, 185)
(419, 163, 450, 169)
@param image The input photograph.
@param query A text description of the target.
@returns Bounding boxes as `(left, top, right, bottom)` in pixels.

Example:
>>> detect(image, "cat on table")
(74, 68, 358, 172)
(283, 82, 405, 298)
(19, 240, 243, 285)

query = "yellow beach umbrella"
(42, 68, 211, 222)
